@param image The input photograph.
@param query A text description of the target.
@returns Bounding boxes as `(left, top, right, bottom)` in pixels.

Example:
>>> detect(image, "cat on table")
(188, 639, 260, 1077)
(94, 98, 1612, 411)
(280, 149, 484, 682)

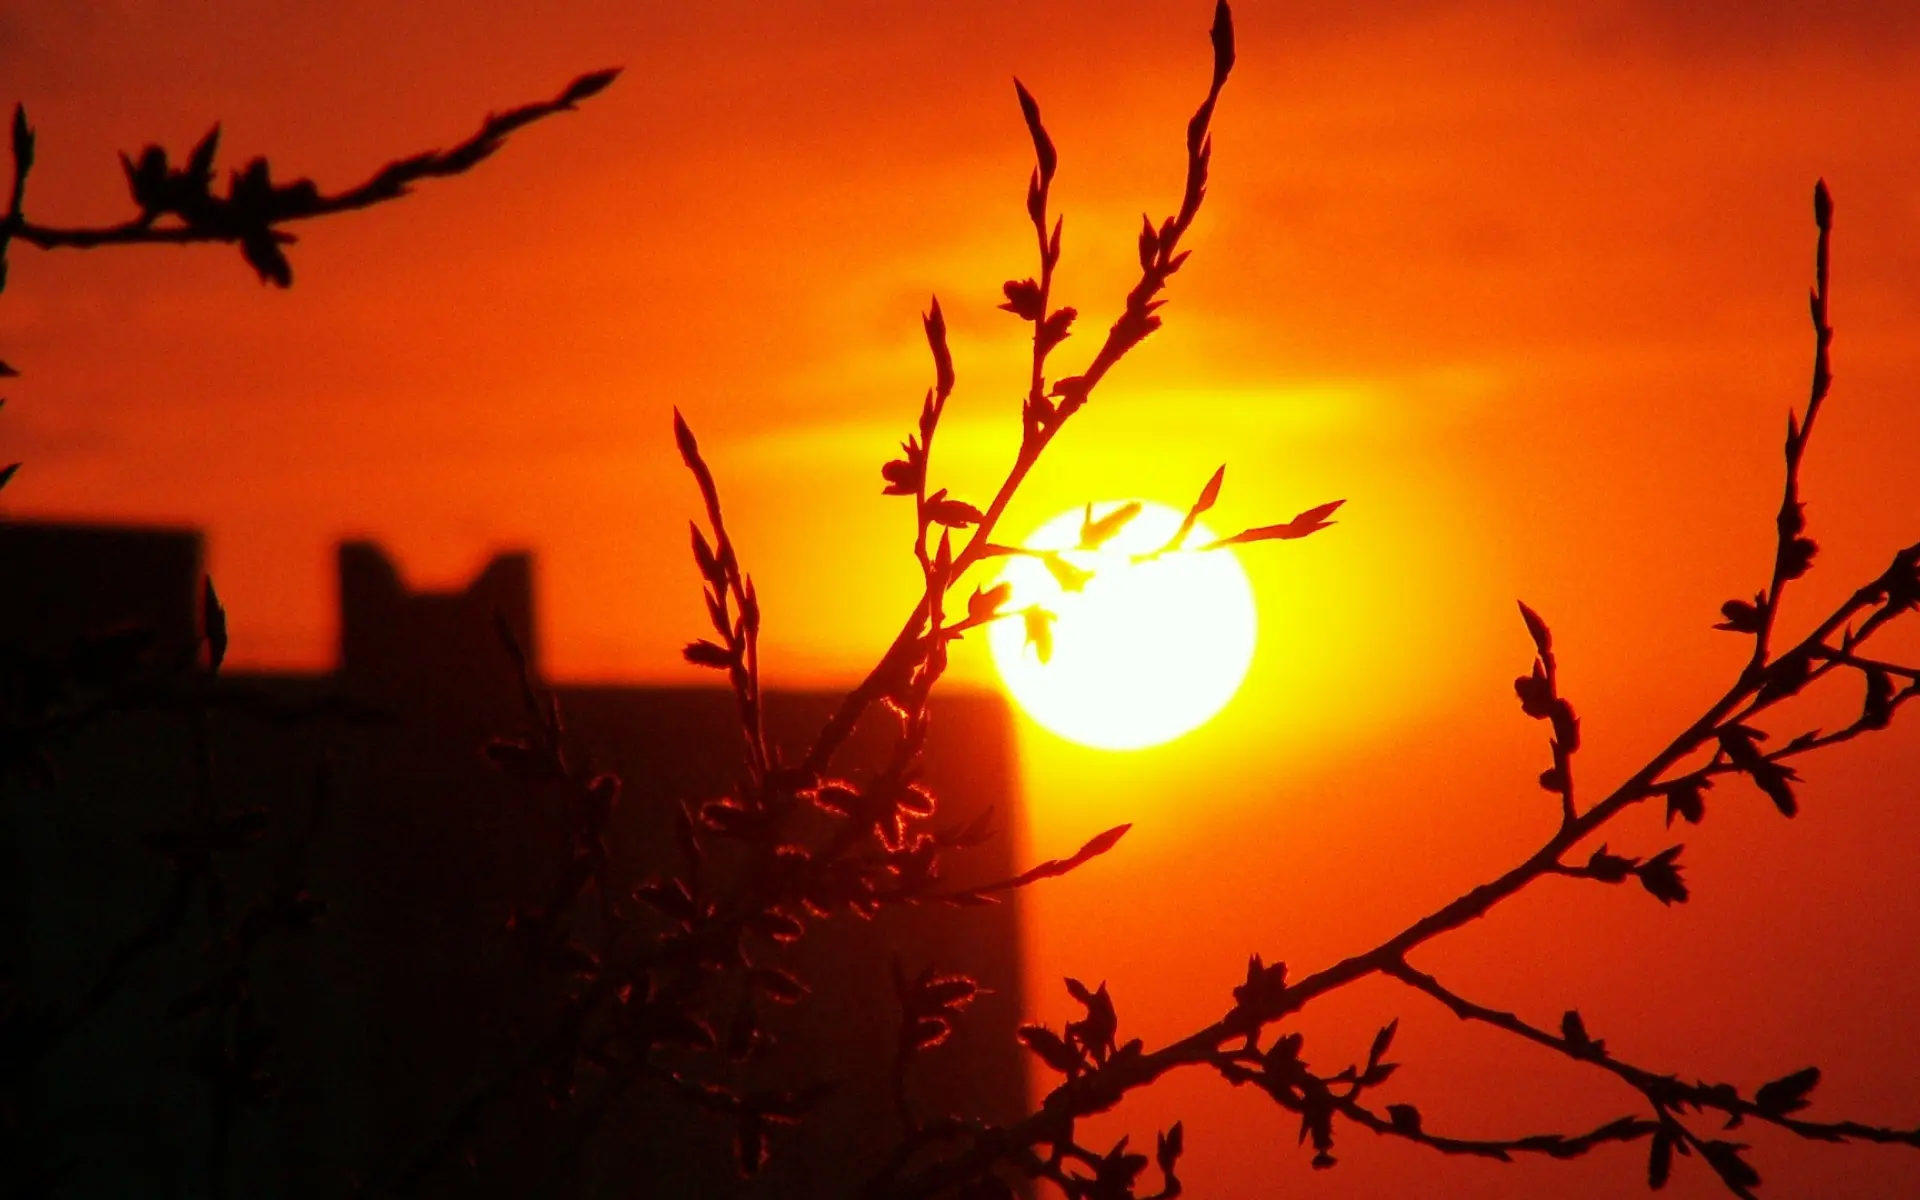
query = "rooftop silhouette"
(3, 520, 1027, 1198)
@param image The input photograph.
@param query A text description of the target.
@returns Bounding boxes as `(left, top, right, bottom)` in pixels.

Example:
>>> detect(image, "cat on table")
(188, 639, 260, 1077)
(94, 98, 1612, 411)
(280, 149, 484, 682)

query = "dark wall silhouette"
(2, 522, 1026, 1198)
(0, 522, 202, 671)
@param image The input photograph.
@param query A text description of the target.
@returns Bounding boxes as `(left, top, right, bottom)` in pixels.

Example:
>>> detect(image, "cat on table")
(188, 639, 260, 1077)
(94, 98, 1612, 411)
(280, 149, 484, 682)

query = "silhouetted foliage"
(6, 4, 1920, 1198)
(0, 70, 616, 1200)
(649, 6, 1920, 1196)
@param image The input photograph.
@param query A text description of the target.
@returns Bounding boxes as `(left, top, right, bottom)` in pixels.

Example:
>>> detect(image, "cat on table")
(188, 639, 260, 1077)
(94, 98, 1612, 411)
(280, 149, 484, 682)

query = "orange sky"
(5, 2, 1920, 1194)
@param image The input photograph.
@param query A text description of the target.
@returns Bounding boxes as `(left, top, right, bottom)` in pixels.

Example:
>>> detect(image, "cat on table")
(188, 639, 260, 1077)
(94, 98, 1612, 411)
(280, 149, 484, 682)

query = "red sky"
(5, 2, 1920, 1195)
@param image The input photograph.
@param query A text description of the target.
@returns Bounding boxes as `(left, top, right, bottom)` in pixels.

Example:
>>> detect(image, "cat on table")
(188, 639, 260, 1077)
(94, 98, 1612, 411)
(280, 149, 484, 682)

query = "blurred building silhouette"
(1, 521, 1027, 1198)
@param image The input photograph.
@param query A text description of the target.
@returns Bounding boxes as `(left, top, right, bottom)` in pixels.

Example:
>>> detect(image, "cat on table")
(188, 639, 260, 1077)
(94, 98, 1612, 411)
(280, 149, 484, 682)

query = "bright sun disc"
(987, 501, 1256, 750)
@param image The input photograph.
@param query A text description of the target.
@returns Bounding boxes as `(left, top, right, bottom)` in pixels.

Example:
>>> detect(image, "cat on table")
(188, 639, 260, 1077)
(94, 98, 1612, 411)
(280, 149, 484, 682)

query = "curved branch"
(1386, 958, 1920, 1151)
(1334, 1096, 1656, 1166)
(803, 1, 1237, 778)
(4, 68, 619, 274)
(866, 182, 1920, 1200)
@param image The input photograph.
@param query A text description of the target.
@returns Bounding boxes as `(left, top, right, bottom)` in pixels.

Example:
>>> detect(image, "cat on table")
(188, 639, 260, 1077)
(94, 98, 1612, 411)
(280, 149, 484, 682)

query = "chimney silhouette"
(6, 523, 1026, 1198)
(337, 540, 536, 692)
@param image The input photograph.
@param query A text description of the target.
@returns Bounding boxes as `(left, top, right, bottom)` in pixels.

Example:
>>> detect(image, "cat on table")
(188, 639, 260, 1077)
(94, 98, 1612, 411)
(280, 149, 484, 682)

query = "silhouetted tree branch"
(0, 64, 622, 1198)
(850, 166, 1920, 1199)
(11, 2, 1917, 1195)
(682, 7, 1920, 1197)
(1, 69, 618, 284)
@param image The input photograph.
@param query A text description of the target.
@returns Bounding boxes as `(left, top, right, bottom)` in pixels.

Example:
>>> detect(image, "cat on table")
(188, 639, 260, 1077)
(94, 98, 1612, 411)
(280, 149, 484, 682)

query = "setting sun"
(10, 3, 1920, 1195)
(987, 501, 1256, 750)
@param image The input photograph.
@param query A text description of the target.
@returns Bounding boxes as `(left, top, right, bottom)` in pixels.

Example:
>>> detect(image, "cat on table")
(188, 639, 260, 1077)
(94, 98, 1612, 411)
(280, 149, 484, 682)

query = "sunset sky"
(6, 1, 1920, 1194)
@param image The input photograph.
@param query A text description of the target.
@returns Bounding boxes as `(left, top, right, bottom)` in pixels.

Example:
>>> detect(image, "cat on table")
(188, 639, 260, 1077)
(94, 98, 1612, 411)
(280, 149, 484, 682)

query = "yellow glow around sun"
(987, 501, 1256, 750)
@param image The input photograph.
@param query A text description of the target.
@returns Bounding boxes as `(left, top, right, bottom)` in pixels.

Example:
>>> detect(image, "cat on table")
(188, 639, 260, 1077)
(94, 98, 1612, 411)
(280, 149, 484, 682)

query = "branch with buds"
(859, 172, 1920, 1200)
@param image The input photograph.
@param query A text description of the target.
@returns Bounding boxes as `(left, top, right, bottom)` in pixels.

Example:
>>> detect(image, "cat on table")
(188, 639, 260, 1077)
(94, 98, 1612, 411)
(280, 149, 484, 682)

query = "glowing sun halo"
(987, 501, 1257, 750)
